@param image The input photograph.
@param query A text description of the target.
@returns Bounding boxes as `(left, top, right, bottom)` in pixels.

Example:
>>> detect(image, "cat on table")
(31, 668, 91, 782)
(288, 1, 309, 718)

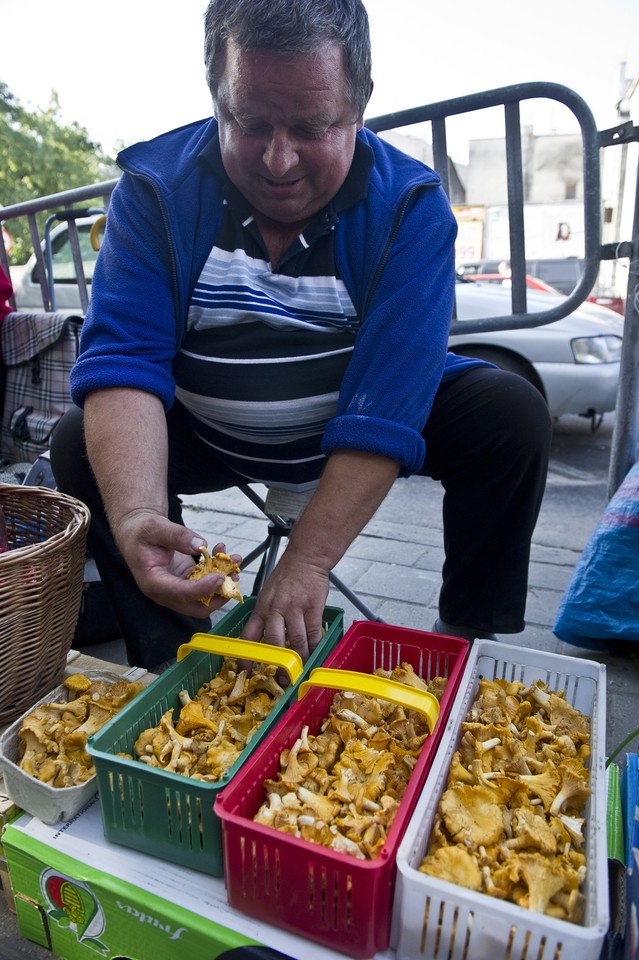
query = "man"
(51, 0, 551, 670)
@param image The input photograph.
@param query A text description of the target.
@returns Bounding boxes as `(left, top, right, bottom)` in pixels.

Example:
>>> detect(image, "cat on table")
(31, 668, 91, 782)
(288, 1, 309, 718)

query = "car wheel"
(450, 347, 546, 399)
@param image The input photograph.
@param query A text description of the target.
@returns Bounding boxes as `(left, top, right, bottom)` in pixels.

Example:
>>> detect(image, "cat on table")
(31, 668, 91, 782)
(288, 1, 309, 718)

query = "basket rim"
(0, 482, 91, 510)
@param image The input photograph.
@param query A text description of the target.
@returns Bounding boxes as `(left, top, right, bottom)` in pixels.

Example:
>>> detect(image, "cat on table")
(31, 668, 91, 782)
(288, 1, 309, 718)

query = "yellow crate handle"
(176, 633, 304, 684)
(297, 667, 440, 734)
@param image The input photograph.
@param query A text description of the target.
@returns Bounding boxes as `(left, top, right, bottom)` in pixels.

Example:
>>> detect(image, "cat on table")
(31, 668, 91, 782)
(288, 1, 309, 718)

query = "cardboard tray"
(215, 620, 470, 959)
(391, 639, 609, 960)
(2, 798, 396, 960)
(0, 671, 135, 825)
(87, 599, 344, 878)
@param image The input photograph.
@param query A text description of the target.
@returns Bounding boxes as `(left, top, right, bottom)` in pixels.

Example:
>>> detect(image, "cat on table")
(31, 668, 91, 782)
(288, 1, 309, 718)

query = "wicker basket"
(0, 484, 90, 725)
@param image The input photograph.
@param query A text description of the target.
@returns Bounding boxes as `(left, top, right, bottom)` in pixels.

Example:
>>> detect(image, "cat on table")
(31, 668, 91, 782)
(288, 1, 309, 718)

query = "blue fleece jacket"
(71, 118, 480, 476)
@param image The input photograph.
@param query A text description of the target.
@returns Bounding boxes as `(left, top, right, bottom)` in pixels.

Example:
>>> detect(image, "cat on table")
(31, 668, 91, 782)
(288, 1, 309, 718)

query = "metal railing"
(0, 180, 118, 314)
(367, 81, 639, 496)
(1, 82, 637, 494)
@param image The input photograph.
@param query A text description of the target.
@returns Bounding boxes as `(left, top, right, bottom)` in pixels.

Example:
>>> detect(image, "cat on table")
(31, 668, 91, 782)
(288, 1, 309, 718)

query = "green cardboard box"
(3, 796, 392, 960)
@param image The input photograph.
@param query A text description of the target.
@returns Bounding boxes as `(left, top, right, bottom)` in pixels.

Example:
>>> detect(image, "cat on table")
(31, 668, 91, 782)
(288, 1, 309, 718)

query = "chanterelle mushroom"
(439, 783, 507, 846)
(18, 675, 145, 787)
(549, 760, 591, 816)
(252, 664, 448, 859)
(419, 844, 482, 891)
(418, 676, 592, 924)
(132, 657, 285, 783)
(513, 852, 575, 914)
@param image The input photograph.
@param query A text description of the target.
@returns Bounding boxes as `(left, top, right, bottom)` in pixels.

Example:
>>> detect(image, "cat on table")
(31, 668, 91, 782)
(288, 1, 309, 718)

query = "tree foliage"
(0, 82, 117, 263)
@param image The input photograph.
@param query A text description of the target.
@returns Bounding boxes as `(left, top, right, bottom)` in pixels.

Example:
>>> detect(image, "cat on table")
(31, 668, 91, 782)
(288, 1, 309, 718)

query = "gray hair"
(203, 0, 372, 119)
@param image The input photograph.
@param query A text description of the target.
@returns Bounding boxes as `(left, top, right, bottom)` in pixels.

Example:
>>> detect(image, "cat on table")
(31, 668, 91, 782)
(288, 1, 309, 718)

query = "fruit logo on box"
(40, 867, 107, 953)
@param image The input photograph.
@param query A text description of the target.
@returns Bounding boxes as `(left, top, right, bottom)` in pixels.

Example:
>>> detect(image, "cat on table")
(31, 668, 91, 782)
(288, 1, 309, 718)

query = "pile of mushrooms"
(252, 663, 447, 860)
(419, 677, 591, 923)
(132, 658, 286, 781)
(18, 673, 145, 788)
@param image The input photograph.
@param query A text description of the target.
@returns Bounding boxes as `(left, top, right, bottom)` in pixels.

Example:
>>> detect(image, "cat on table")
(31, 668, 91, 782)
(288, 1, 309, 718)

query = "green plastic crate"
(87, 599, 344, 876)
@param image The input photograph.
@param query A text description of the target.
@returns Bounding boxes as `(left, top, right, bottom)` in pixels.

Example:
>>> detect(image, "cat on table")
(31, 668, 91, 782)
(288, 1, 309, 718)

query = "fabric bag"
(553, 460, 639, 647)
(0, 310, 81, 464)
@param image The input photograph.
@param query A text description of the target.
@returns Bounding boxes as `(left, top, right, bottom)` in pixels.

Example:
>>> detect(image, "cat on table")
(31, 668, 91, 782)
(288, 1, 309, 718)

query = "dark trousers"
(50, 367, 551, 669)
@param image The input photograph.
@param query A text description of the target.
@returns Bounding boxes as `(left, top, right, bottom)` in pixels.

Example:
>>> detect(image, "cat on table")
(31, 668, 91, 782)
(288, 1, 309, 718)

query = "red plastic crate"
(215, 621, 469, 958)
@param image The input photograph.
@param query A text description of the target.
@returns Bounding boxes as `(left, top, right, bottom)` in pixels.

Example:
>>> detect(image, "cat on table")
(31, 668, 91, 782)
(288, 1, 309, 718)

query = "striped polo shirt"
(173, 140, 372, 491)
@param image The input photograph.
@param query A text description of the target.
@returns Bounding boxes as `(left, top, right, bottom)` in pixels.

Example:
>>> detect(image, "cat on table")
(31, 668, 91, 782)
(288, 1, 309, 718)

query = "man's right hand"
(116, 511, 239, 617)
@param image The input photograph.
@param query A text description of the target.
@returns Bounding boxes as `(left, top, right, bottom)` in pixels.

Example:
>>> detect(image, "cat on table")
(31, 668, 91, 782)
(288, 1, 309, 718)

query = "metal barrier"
(367, 81, 639, 496)
(0, 180, 118, 313)
(0, 82, 637, 494)
(369, 82, 603, 332)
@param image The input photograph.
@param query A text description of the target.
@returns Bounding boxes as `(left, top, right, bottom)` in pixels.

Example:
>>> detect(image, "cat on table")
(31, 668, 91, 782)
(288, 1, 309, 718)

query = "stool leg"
(239, 485, 384, 621)
(250, 522, 291, 594)
(240, 537, 273, 571)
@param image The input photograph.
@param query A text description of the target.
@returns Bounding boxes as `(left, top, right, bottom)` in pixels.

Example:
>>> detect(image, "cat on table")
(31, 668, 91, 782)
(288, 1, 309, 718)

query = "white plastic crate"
(391, 640, 609, 960)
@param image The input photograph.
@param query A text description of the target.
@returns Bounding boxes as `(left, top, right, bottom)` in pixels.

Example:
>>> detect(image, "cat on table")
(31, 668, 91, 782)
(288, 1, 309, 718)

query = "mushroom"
(503, 808, 557, 855)
(547, 887, 586, 923)
(549, 761, 591, 816)
(545, 694, 590, 742)
(63, 674, 94, 697)
(419, 844, 483, 891)
(328, 830, 367, 860)
(517, 761, 561, 812)
(175, 700, 219, 737)
(72, 699, 117, 738)
(297, 786, 339, 823)
(492, 737, 532, 776)
(448, 750, 475, 785)
(512, 852, 573, 915)
(439, 783, 505, 847)
(280, 728, 319, 784)
(460, 729, 502, 771)
(418, 675, 592, 923)
(557, 813, 586, 849)
(387, 663, 431, 692)
(18, 675, 144, 787)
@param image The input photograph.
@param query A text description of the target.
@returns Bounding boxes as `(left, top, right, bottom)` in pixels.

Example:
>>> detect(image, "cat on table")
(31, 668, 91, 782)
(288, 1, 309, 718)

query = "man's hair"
(203, 0, 372, 118)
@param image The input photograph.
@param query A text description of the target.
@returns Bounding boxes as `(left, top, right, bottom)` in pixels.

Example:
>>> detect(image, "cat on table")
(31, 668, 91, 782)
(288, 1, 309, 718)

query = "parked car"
(457, 257, 585, 295)
(462, 270, 626, 316)
(464, 273, 561, 294)
(12, 220, 622, 422)
(586, 286, 625, 315)
(451, 278, 622, 421)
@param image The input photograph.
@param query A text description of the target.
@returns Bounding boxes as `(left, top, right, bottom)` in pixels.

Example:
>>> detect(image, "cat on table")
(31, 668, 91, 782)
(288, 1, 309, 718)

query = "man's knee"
(494, 371, 552, 457)
(458, 367, 551, 450)
(50, 405, 89, 494)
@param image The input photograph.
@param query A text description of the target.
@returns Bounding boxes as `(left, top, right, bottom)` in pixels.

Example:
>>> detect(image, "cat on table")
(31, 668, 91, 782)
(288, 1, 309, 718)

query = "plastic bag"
(553, 460, 639, 646)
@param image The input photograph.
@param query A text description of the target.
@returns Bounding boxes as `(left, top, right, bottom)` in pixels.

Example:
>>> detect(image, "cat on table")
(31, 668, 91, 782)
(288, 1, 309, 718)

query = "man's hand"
(241, 451, 400, 662)
(241, 547, 329, 663)
(115, 509, 240, 618)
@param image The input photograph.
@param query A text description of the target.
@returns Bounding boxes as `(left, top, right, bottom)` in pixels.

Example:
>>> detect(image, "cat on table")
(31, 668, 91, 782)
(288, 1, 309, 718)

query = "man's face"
(215, 40, 363, 227)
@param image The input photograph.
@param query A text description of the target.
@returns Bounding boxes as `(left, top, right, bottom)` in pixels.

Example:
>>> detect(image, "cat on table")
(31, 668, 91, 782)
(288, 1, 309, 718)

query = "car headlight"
(571, 335, 622, 364)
